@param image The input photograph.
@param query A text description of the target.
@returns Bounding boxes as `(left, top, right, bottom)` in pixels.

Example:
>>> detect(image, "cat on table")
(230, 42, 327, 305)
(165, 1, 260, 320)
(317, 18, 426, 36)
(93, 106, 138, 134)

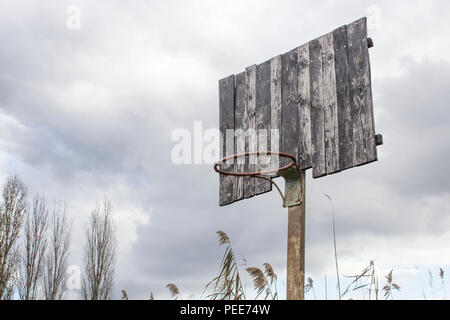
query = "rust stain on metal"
(278, 167, 303, 208)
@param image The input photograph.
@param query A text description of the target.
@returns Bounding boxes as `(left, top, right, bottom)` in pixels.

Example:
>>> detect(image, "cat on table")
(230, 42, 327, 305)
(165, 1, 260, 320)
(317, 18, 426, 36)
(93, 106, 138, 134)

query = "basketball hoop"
(216, 16, 381, 301)
(213, 151, 303, 206)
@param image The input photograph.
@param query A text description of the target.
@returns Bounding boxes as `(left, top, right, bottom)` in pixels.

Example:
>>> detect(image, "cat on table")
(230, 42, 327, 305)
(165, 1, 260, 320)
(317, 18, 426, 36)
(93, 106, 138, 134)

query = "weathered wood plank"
(347, 17, 377, 166)
(320, 32, 340, 174)
(297, 44, 312, 169)
(270, 55, 282, 175)
(333, 25, 353, 171)
(281, 48, 300, 168)
(244, 65, 256, 199)
(309, 38, 326, 178)
(219, 75, 235, 206)
(233, 72, 245, 202)
(255, 60, 272, 195)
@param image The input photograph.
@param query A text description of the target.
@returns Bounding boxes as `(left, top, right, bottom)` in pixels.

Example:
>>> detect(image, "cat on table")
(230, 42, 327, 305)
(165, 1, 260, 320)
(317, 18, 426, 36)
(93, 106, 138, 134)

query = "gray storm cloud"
(1, 0, 450, 299)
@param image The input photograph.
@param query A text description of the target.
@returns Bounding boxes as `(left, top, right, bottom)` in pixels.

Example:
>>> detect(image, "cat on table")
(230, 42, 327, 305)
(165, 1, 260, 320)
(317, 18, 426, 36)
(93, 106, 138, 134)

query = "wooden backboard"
(219, 17, 379, 206)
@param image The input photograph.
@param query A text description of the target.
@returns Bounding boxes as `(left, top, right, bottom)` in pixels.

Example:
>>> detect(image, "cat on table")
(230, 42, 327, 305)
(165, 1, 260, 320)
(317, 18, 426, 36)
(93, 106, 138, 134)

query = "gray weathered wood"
(219, 17, 380, 206)
(286, 169, 306, 300)
(347, 17, 377, 166)
(233, 72, 245, 202)
(309, 38, 326, 178)
(320, 33, 340, 174)
(281, 48, 300, 167)
(219, 75, 235, 206)
(244, 65, 256, 199)
(333, 25, 353, 171)
(297, 44, 312, 169)
(270, 55, 282, 175)
(255, 60, 272, 195)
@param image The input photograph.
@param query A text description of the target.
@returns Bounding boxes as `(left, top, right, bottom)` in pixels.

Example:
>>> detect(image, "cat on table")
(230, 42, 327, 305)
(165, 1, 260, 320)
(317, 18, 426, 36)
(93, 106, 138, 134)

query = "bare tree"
(18, 196, 49, 300)
(44, 202, 71, 300)
(81, 200, 116, 300)
(0, 174, 27, 300)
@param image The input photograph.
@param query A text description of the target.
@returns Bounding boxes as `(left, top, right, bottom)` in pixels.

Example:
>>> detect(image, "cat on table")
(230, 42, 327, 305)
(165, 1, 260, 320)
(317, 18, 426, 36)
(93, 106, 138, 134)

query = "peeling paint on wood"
(233, 72, 245, 202)
(243, 65, 256, 199)
(309, 38, 326, 178)
(255, 60, 272, 195)
(270, 55, 282, 176)
(281, 48, 300, 168)
(347, 17, 377, 166)
(320, 32, 340, 174)
(334, 25, 353, 171)
(219, 75, 235, 206)
(298, 44, 312, 169)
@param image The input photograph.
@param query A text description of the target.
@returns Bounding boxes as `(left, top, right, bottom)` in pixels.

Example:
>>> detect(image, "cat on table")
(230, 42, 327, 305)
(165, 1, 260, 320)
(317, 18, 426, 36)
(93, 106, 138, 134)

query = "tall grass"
(166, 283, 181, 299)
(145, 195, 446, 300)
(325, 193, 342, 300)
(246, 263, 278, 300)
(204, 231, 246, 300)
(144, 231, 446, 300)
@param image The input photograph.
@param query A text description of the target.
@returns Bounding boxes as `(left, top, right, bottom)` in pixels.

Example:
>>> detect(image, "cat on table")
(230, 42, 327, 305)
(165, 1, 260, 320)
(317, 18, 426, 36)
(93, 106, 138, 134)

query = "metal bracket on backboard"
(375, 134, 383, 146)
(278, 167, 303, 208)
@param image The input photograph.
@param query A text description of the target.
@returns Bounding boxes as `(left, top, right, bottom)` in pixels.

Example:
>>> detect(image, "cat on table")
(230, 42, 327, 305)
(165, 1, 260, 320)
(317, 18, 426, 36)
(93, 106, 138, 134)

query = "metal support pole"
(279, 168, 305, 300)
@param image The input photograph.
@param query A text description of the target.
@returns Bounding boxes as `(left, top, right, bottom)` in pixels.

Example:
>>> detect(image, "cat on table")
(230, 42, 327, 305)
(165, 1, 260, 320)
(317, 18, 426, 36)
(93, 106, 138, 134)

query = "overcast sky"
(1, 0, 450, 300)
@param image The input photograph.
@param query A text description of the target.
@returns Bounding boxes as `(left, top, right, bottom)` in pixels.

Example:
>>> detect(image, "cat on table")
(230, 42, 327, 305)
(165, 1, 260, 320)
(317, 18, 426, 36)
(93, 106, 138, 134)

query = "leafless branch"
(0, 174, 28, 300)
(81, 200, 117, 300)
(44, 202, 71, 300)
(18, 195, 49, 300)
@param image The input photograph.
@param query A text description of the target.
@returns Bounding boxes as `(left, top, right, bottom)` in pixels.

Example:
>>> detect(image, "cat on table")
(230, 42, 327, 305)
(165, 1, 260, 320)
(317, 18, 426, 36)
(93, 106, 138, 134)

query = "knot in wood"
(299, 57, 309, 68)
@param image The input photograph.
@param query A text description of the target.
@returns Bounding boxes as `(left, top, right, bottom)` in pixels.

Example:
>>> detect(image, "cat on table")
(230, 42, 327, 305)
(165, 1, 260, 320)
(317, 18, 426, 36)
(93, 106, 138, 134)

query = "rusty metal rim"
(213, 151, 302, 203)
(213, 151, 299, 177)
